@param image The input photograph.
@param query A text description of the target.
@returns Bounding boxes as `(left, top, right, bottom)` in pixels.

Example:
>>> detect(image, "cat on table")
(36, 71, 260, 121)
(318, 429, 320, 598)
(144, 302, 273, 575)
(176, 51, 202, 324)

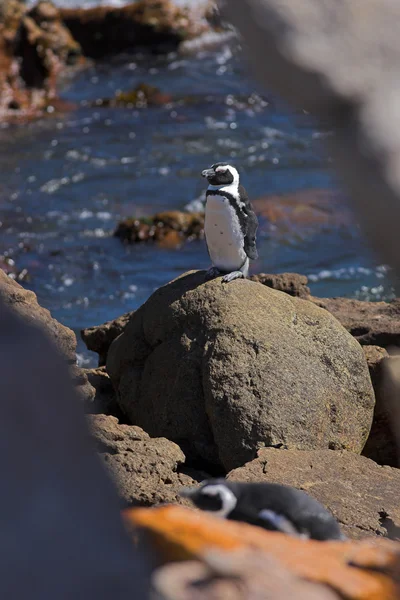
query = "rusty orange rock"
(124, 505, 400, 600)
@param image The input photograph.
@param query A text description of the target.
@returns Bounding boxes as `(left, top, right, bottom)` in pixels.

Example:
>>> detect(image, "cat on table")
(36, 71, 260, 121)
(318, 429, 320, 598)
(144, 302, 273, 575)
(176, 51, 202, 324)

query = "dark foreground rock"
(107, 270, 375, 471)
(227, 448, 400, 540)
(88, 414, 206, 507)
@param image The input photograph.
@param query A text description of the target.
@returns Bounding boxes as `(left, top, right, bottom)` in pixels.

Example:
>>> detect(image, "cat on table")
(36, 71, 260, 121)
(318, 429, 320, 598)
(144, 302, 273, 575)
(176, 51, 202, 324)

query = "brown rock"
(114, 211, 204, 245)
(0, 269, 76, 363)
(126, 504, 400, 600)
(153, 553, 339, 600)
(61, 0, 213, 59)
(81, 311, 134, 366)
(84, 366, 122, 418)
(228, 448, 400, 540)
(250, 272, 310, 298)
(311, 297, 400, 348)
(88, 414, 204, 507)
(107, 270, 375, 471)
(361, 347, 399, 467)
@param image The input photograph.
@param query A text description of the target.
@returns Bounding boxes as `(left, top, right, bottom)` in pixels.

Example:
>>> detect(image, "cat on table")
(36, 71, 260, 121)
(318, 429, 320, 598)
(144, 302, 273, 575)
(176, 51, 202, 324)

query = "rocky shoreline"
(3, 266, 400, 542)
(0, 0, 222, 121)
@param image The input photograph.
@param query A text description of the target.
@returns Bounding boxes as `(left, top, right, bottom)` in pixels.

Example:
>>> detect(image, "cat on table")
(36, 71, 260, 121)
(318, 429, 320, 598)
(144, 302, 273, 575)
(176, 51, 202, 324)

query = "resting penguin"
(201, 163, 258, 283)
(181, 478, 346, 541)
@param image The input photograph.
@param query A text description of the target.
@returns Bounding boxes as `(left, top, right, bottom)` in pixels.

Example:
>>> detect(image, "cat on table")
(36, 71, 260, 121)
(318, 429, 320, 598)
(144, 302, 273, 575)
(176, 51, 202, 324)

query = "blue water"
(0, 45, 394, 365)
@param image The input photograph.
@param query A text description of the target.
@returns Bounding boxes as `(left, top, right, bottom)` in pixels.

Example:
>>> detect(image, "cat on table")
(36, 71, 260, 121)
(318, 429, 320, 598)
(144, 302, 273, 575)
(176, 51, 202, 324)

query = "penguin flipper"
(244, 208, 258, 260)
(258, 509, 300, 536)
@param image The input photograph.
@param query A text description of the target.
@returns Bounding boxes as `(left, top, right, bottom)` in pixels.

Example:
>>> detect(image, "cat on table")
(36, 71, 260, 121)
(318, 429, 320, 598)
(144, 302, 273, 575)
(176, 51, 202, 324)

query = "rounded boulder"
(107, 271, 375, 471)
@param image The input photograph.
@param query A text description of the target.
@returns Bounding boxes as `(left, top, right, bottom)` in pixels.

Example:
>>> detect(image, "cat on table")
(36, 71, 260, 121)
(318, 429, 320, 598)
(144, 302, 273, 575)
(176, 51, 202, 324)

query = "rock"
(0, 0, 81, 120)
(81, 311, 134, 366)
(61, 0, 214, 59)
(84, 366, 122, 418)
(361, 347, 399, 467)
(250, 272, 310, 298)
(88, 414, 204, 507)
(227, 448, 400, 540)
(114, 211, 204, 246)
(310, 297, 400, 348)
(107, 270, 375, 471)
(0, 297, 149, 598)
(125, 504, 400, 599)
(0, 269, 76, 363)
(152, 553, 339, 600)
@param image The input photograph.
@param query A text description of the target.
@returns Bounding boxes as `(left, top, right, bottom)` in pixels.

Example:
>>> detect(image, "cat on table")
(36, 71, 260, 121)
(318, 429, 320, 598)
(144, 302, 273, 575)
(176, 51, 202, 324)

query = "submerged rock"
(228, 448, 400, 541)
(114, 211, 204, 246)
(88, 414, 205, 507)
(126, 504, 400, 599)
(107, 270, 375, 471)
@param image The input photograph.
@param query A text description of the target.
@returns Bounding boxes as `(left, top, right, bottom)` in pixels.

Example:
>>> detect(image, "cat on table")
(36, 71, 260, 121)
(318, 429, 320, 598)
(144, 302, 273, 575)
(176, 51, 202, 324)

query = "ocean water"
(0, 42, 394, 366)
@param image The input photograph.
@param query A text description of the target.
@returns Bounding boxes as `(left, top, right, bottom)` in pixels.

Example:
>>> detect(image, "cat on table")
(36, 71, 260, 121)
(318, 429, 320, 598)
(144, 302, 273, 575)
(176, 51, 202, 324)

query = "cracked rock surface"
(227, 448, 400, 540)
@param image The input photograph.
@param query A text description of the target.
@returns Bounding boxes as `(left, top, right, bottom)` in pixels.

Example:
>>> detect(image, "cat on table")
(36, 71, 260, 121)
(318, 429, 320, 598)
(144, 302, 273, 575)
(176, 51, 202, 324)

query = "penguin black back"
(181, 479, 345, 541)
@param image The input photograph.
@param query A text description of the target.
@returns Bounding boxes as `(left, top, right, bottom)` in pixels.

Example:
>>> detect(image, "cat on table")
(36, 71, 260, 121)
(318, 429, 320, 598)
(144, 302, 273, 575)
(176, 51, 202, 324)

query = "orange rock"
(124, 505, 400, 600)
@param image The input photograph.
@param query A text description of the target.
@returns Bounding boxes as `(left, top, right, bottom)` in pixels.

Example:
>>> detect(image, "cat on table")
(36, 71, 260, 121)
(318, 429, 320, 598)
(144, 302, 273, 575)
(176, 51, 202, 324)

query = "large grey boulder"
(107, 271, 375, 471)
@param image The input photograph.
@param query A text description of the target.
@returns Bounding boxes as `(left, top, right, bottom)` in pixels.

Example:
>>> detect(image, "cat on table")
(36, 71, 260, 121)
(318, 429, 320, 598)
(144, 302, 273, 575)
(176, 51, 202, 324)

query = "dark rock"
(0, 297, 149, 598)
(61, 0, 213, 59)
(88, 414, 203, 507)
(0, 269, 76, 363)
(94, 82, 173, 109)
(250, 272, 310, 298)
(362, 346, 399, 467)
(227, 448, 400, 540)
(107, 270, 375, 471)
(84, 366, 123, 419)
(81, 311, 134, 366)
(114, 211, 204, 246)
(311, 297, 400, 348)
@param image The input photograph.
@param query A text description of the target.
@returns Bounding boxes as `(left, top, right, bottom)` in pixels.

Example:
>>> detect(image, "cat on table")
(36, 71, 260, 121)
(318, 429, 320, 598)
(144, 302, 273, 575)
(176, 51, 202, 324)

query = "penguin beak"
(179, 486, 197, 498)
(201, 168, 215, 178)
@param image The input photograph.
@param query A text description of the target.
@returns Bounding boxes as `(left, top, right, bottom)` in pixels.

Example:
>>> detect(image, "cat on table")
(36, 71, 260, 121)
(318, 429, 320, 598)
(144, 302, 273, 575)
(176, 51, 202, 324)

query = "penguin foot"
(222, 270, 245, 283)
(205, 266, 221, 281)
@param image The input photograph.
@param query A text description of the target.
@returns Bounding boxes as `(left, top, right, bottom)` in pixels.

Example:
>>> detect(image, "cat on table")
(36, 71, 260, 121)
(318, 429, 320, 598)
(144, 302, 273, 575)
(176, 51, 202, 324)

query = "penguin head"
(201, 162, 239, 187)
(180, 478, 237, 517)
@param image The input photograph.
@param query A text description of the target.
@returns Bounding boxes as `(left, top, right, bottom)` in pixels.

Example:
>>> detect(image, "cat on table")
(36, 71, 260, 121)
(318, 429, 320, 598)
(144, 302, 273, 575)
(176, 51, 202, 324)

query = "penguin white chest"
(205, 194, 247, 271)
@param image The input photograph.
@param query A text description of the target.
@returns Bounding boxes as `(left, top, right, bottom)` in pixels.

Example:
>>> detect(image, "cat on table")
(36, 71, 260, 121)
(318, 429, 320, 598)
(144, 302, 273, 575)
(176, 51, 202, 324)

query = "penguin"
(180, 478, 345, 541)
(201, 163, 258, 283)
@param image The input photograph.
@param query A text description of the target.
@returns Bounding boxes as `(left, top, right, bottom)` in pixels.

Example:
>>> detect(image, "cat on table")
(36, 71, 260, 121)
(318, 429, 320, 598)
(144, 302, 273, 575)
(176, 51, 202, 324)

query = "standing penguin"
(201, 163, 258, 283)
(181, 478, 345, 541)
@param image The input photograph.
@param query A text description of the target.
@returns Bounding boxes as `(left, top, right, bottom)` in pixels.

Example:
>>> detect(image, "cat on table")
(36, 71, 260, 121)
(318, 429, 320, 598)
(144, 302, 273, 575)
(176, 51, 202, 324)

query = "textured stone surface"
(311, 297, 400, 348)
(88, 415, 205, 507)
(0, 269, 76, 362)
(84, 367, 122, 417)
(81, 311, 134, 366)
(126, 505, 400, 600)
(250, 272, 310, 298)
(227, 448, 400, 540)
(107, 270, 375, 471)
(361, 347, 399, 467)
